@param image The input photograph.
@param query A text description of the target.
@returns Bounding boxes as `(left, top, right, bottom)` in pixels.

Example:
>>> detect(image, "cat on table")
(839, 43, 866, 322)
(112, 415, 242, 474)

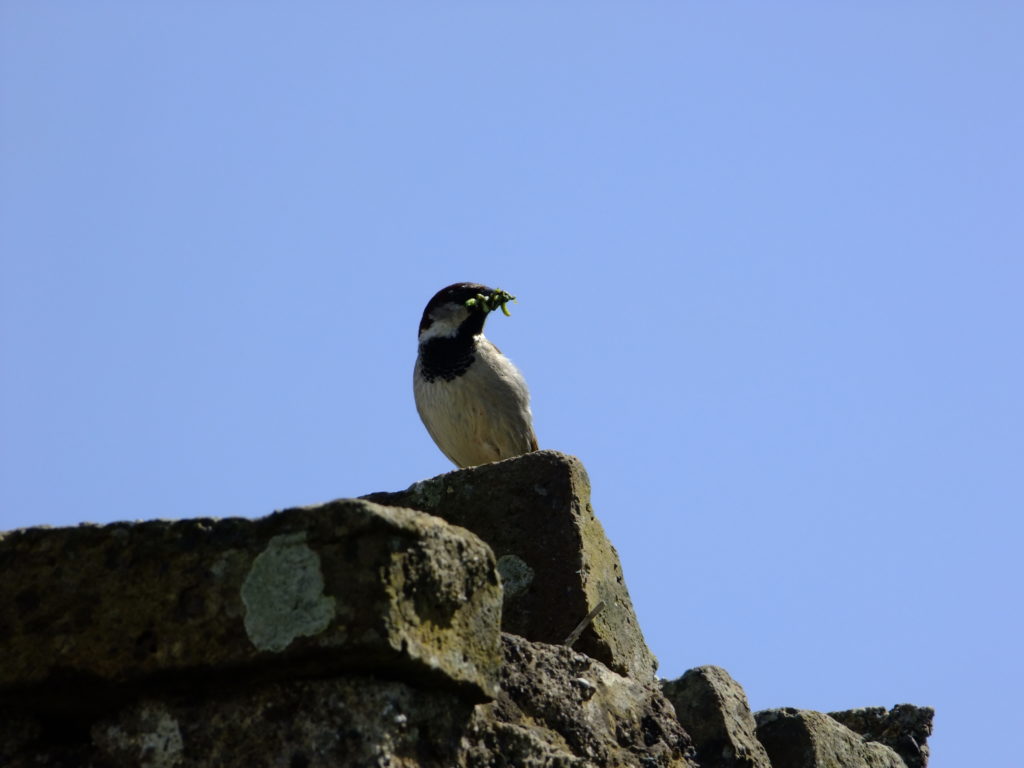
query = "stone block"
(661, 665, 771, 768)
(364, 450, 657, 682)
(0, 499, 502, 711)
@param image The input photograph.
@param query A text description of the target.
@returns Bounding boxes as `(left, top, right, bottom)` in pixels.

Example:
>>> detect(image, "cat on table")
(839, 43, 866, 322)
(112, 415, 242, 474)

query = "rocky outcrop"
(659, 667, 934, 768)
(0, 451, 932, 767)
(829, 705, 934, 768)
(755, 708, 907, 768)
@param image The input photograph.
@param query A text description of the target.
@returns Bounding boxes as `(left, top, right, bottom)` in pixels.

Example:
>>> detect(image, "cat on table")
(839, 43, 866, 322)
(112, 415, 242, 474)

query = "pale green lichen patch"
(241, 532, 336, 652)
(405, 477, 446, 509)
(99, 704, 184, 768)
(496, 554, 534, 600)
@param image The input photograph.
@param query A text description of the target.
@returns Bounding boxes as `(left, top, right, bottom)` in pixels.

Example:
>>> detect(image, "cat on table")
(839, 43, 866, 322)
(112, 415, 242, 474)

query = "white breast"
(413, 336, 537, 468)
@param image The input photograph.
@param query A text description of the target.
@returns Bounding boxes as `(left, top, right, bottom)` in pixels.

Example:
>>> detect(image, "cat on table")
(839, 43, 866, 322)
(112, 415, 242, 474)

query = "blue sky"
(2, 4, 1021, 765)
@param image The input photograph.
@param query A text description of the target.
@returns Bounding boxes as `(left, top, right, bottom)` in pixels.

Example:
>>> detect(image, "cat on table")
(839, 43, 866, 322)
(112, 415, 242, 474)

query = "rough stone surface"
(2, 635, 695, 768)
(0, 498, 502, 710)
(829, 705, 934, 768)
(471, 634, 695, 768)
(661, 665, 771, 768)
(755, 708, 907, 768)
(364, 450, 657, 682)
(0, 453, 935, 767)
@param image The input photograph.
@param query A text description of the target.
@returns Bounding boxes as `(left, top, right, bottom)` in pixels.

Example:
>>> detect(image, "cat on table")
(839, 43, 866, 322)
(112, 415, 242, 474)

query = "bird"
(413, 282, 538, 468)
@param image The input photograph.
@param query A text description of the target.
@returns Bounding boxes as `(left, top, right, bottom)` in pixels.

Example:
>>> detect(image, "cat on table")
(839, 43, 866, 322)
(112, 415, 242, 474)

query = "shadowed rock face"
(0, 451, 932, 768)
(4, 635, 696, 768)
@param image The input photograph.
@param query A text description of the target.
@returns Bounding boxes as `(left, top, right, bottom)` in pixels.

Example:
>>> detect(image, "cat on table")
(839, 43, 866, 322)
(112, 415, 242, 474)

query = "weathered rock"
(755, 708, 907, 768)
(829, 705, 934, 768)
(3, 635, 695, 768)
(661, 666, 771, 768)
(0, 499, 503, 711)
(364, 450, 657, 682)
(469, 634, 696, 768)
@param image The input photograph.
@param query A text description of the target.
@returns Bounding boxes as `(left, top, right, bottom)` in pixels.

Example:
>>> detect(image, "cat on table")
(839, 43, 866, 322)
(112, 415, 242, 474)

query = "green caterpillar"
(465, 290, 516, 316)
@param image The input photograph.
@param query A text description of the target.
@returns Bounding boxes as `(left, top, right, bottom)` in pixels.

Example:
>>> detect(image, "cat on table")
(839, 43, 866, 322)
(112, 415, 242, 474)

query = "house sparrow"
(414, 282, 538, 468)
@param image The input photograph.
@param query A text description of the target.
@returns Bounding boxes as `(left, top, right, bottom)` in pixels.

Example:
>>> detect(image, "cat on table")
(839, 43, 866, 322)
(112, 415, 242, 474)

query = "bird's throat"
(419, 333, 478, 382)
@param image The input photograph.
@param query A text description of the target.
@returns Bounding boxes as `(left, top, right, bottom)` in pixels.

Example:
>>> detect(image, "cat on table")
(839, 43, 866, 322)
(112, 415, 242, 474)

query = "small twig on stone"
(564, 601, 606, 647)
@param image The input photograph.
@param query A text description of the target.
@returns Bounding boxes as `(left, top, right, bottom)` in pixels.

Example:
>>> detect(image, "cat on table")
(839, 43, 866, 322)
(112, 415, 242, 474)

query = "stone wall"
(0, 451, 932, 767)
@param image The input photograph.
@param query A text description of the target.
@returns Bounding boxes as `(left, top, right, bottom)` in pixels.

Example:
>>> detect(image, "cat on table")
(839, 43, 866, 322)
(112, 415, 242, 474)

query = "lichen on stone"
(496, 554, 534, 599)
(240, 532, 336, 653)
